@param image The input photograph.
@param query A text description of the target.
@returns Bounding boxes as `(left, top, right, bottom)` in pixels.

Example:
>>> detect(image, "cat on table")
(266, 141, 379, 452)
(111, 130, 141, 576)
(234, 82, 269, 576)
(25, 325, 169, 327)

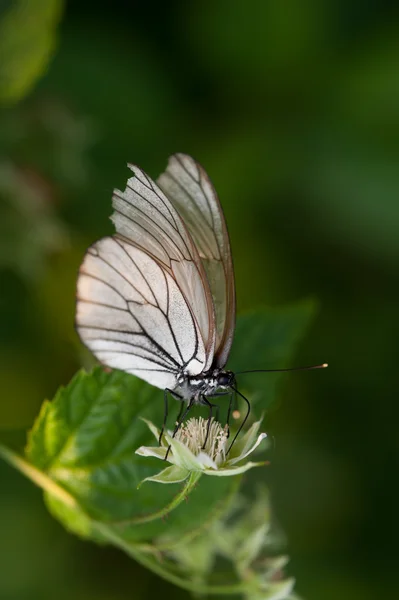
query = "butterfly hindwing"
(157, 153, 236, 367)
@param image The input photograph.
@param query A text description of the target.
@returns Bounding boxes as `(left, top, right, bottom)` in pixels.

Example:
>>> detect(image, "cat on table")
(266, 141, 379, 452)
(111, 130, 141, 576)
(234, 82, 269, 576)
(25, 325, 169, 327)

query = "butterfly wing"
(76, 164, 217, 389)
(157, 153, 236, 367)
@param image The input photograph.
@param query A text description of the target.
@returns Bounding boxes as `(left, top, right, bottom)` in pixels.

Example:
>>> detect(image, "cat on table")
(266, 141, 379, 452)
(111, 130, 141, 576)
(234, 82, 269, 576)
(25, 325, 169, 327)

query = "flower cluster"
(136, 416, 268, 485)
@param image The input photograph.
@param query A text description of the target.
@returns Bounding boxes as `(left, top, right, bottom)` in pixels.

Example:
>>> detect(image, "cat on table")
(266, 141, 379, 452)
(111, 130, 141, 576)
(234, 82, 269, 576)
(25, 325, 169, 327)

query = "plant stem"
(0, 444, 79, 509)
(0, 444, 250, 595)
(105, 470, 202, 527)
(93, 520, 252, 595)
(148, 474, 241, 551)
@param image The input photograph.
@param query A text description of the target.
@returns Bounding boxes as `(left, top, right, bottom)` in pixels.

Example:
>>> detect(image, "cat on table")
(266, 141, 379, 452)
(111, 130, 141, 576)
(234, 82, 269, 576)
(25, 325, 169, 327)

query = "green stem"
(0, 445, 201, 527)
(93, 520, 253, 595)
(149, 474, 241, 551)
(106, 470, 202, 527)
(0, 444, 79, 510)
(0, 445, 250, 595)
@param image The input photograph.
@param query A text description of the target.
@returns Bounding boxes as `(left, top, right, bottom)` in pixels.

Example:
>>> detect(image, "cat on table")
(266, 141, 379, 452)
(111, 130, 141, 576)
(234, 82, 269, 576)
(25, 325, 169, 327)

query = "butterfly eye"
(218, 372, 234, 387)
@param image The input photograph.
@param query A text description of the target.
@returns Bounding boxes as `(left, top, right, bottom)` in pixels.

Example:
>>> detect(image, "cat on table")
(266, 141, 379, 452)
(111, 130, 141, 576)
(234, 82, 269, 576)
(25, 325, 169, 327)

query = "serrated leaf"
(228, 300, 317, 409)
(25, 367, 236, 544)
(27, 368, 174, 521)
(1, 303, 315, 595)
(27, 303, 314, 535)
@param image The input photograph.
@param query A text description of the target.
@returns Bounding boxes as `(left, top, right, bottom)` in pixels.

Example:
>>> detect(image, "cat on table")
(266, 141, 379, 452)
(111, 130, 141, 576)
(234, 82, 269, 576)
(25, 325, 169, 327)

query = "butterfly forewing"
(76, 163, 218, 388)
(157, 153, 236, 367)
(111, 164, 216, 363)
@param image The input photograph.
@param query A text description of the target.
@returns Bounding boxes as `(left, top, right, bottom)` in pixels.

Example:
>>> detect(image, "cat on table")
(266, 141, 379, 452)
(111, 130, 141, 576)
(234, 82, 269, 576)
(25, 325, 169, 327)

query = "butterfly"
(75, 154, 326, 450)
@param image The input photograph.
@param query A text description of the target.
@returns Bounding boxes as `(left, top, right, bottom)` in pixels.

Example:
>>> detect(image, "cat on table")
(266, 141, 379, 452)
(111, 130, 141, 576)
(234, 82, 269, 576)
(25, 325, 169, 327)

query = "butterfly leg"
(201, 396, 220, 449)
(165, 398, 194, 460)
(175, 401, 185, 426)
(225, 391, 234, 438)
(160, 389, 183, 445)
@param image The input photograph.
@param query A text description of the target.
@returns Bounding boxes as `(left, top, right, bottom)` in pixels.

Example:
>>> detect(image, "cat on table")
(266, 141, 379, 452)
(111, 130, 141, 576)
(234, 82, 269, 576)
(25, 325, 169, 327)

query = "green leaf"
(25, 368, 234, 540)
(0, 302, 315, 594)
(0, 1, 64, 104)
(23, 366, 241, 555)
(228, 300, 317, 410)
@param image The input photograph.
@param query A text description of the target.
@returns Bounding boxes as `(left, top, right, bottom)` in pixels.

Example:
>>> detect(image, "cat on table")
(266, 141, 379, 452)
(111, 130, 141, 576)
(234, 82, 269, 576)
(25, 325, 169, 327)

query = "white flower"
(135, 416, 268, 485)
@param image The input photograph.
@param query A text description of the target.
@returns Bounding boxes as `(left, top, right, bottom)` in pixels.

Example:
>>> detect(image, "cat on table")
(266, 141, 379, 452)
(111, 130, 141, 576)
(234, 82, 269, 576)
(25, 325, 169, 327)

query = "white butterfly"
(76, 154, 241, 440)
(76, 154, 327, 445)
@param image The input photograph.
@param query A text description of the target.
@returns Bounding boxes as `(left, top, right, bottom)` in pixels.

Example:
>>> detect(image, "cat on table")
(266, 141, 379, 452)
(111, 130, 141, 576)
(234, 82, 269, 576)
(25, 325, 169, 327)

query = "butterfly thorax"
(174, 369, 235, 403)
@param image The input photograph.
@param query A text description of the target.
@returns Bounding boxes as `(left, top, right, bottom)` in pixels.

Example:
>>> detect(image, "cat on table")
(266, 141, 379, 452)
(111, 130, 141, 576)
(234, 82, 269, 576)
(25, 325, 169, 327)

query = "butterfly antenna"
(235, 363, 328, 375)
(226, 386, 251, 455)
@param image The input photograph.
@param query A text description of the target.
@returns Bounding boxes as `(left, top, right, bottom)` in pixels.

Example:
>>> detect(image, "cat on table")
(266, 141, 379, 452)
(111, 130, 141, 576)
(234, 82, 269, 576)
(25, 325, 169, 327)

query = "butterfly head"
(216, 370, 235, 389)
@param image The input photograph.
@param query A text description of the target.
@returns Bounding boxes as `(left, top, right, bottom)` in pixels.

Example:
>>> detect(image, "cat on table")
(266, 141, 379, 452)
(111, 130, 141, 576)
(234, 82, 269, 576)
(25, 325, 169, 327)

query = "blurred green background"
(1, 1, 398, 599)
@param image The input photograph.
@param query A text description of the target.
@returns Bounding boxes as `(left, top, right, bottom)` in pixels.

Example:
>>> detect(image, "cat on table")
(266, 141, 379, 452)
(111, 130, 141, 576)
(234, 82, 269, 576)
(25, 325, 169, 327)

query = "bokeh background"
(1, 1, 398, 599)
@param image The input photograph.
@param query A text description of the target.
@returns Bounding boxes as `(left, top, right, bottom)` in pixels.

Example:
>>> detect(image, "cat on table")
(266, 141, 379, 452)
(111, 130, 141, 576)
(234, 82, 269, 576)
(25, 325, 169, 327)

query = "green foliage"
(0, 2, 397, 598)
(0, 0, 64, 104)
(229, 300, 317, 409)
(26, 368, 234, 539)
(1, 303, 315, 596)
